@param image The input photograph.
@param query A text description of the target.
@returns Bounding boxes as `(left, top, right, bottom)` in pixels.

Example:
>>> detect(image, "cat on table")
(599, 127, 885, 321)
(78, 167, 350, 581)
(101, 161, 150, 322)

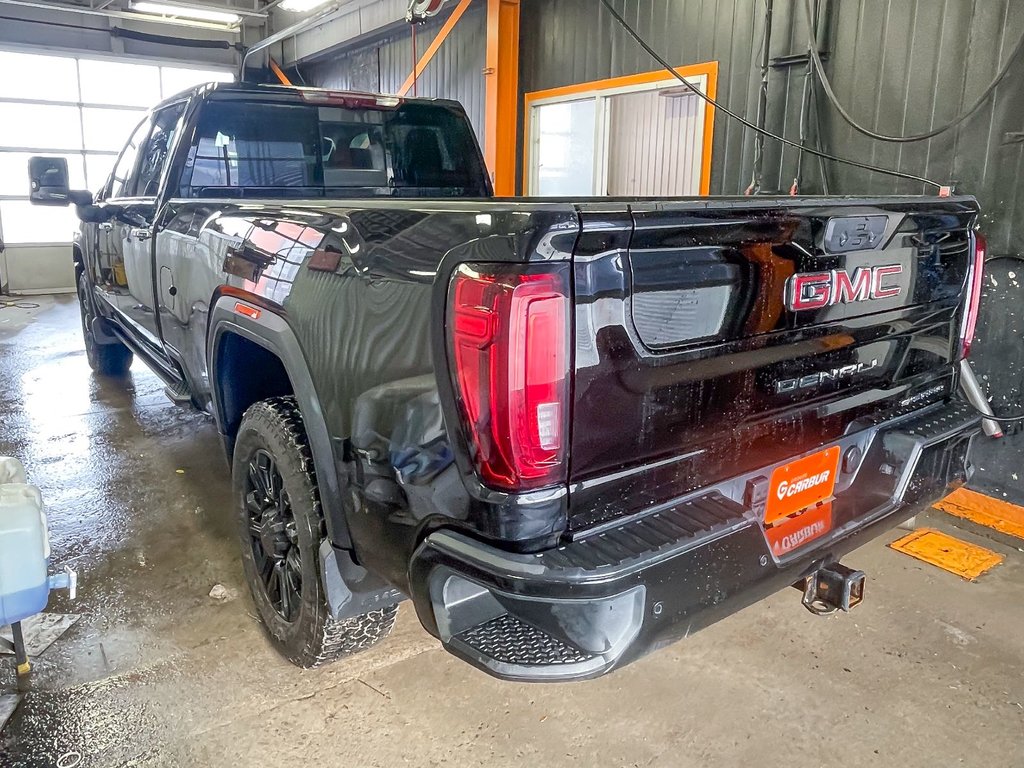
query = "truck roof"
(155, 80, 461, 113)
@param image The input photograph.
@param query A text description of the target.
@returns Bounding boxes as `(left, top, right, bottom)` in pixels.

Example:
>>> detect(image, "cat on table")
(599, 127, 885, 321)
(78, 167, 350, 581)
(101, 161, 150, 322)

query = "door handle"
(98, 222, 113, 232)
(130, 228, 152, 242)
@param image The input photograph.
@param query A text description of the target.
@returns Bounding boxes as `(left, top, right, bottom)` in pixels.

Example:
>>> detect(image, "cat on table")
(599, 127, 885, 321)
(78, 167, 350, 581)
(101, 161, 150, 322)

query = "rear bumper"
(408, 401, 980, 682)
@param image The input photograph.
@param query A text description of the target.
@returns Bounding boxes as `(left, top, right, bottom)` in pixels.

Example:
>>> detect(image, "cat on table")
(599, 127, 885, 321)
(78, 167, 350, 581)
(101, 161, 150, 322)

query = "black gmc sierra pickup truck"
(29, 81, 983, 681)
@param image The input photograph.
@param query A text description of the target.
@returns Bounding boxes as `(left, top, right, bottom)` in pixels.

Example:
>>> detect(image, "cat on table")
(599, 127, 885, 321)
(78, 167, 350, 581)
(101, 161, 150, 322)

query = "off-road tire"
(232, 396, 398, 668)
(78, 273, 132, 376)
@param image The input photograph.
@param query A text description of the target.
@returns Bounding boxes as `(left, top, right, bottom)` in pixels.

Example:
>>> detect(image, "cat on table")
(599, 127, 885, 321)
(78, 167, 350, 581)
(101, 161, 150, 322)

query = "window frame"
(522, 62, 718, 197)
(105, 117, 152, 202)
(130, 101, 189, 201)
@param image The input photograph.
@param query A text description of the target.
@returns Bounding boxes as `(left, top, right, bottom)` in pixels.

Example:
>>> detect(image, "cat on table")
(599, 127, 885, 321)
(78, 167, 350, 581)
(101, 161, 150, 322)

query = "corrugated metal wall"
(519, 0, 767, 197)
(519, 0, 1024, 257)
(766, 0, 1024, 257)
(305, 1, 487, 147)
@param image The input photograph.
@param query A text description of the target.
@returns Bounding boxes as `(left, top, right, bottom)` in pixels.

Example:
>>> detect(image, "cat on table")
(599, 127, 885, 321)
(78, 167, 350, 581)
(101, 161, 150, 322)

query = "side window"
(182, 101, 320, 195)
(134, 103, 186, 198)
(108, 119, 150, 199)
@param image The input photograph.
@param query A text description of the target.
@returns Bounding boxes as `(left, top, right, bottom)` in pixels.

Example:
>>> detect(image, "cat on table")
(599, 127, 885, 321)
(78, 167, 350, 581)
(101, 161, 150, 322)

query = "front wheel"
(78, 273, 132, 376)
(232, 397, 398, 668)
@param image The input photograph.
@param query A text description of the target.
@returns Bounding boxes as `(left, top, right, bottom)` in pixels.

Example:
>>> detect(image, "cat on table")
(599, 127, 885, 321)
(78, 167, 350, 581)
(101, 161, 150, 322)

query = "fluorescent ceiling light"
(132, 1, 240, 24)
(278, 0, 331, 13)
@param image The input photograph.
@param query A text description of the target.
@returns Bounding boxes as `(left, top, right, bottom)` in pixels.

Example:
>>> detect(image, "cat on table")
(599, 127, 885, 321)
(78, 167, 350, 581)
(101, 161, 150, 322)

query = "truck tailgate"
(569, 197, 979, 531)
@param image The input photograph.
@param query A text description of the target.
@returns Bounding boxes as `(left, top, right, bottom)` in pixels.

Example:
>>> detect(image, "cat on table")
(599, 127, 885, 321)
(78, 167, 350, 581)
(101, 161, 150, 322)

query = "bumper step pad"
(542, 492, 747, 572)
(455, 614, 596, 666)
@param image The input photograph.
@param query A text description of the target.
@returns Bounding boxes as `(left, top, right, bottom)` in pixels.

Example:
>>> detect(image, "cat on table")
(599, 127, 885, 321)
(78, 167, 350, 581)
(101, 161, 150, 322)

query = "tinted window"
(181, 99, 488, 198)
(109, 119, 149, 199)
(135, 103, 186, 198)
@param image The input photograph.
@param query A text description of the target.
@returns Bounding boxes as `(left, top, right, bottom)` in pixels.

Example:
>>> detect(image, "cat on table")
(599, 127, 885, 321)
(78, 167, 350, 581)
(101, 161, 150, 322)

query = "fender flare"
(207, 293, 351, 549)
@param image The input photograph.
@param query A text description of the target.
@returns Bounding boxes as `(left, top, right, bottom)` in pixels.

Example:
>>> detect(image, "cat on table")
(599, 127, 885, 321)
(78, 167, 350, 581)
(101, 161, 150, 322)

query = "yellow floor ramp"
(889, 528, 1004, 580)
(934, 487, 1024, 542)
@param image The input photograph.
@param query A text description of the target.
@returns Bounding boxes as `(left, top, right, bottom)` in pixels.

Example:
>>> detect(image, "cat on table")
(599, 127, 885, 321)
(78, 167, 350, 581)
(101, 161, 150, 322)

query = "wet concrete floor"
(1, 295, 1022, 767)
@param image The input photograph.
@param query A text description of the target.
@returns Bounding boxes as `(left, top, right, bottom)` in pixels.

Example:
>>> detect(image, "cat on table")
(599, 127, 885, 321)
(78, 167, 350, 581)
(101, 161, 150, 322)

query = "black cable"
(802, 0, 1024, 144)
(956, 395, 1024, 423)
(111, 27, 241, 51)
(598, 0, 944, 190)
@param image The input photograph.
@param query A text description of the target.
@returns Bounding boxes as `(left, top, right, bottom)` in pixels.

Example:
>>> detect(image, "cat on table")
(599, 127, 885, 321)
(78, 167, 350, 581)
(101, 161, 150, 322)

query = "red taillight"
(447, 263, 571, 491)
(959, 232, 986, 358)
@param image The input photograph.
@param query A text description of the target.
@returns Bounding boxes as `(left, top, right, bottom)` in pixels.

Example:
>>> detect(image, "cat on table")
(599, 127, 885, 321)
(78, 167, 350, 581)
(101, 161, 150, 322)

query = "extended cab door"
(92, 118, 150, 319)
(114, 102, 187, 349)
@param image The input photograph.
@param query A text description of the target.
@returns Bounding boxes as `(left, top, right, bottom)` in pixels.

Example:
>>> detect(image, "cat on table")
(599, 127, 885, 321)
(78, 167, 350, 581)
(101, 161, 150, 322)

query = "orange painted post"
(269, 58, 293, 86)
(484, 0, 520, 195)
(398, 0, 475, 97)
(699, 62, 718, 196)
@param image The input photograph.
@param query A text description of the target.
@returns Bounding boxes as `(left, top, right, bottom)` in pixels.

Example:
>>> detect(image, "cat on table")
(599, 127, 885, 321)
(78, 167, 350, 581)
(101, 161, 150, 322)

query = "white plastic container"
(0, 456, 27, 485)
(0, 480, 50, 626)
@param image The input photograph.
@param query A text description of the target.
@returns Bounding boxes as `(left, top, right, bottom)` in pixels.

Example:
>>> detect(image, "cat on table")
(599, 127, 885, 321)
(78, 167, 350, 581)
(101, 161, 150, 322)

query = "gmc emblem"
(785, 265, 904, 312)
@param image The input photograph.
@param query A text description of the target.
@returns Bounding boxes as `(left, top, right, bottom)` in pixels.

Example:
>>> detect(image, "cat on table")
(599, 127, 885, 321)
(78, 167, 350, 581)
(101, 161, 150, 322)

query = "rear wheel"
(232, 397, 398, 668)
(78, 273, 132, 376)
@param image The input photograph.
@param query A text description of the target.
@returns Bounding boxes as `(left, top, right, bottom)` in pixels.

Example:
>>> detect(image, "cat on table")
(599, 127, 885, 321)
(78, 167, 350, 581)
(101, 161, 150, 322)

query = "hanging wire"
(802, 0, 1024, 143)
(598, 0, 945, 190)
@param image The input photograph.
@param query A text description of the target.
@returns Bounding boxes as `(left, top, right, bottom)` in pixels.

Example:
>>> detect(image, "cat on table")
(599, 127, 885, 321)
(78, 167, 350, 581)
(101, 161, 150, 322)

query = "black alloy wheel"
(244, 448, 303, 623)
(232, 397, 399, 668)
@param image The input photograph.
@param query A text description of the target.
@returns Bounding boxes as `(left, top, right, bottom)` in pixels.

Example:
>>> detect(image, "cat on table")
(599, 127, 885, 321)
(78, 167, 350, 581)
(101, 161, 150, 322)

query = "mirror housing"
(77, 204, 112, 224)
(28, 156, 91, 207)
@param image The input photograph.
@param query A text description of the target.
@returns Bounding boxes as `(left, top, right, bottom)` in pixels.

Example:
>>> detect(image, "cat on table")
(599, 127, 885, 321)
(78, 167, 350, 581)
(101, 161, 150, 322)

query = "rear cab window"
(180, 98, 489, 198)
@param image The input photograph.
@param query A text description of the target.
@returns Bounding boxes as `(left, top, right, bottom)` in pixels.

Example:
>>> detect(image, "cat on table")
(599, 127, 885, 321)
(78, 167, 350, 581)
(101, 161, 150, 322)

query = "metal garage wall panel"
(782, 0, 1024, 258)
(519, 0, 764, 195)
(306, 2, 487, 147)
(520, 0, 1024, 253)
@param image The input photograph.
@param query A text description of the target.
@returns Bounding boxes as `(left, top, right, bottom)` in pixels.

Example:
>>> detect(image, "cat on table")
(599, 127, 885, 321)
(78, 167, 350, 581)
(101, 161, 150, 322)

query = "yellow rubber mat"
(889, 528, 1004, 580)
(934, 487, 1024, 542)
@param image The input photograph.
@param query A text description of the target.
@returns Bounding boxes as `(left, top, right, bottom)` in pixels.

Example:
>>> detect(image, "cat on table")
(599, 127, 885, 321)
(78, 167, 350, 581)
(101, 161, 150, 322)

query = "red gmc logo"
(785, 265, 904, 312)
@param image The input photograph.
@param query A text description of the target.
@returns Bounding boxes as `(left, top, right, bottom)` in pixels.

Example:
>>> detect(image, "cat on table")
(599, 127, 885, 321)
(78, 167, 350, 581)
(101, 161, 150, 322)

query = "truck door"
(92, 118, 149, 317)
(116, 102, 187, 349)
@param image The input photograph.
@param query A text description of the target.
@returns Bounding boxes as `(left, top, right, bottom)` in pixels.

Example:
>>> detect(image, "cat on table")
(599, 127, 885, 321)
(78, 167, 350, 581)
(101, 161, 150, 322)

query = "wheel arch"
(208, 291, 351, 549)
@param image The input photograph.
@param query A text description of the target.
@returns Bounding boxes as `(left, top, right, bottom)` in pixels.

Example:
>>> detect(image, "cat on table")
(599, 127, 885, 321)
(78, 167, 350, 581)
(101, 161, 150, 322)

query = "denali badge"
(775, 358, 880, 394)
(785, 265, 904, 311)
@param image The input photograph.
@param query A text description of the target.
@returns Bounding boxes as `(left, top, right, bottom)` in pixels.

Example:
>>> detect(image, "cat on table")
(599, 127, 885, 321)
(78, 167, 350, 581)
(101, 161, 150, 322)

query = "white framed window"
(524, 64, 717, 198)
(0, 48, 233, 245)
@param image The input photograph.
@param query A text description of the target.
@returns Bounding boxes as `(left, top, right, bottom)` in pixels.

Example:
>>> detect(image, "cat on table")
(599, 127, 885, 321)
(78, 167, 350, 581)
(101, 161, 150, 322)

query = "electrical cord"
(960, 254, 1024, 423)
(802, 0, 1024, 143)
(598, 0, 945, 190)
(957, 395, 1024, 423)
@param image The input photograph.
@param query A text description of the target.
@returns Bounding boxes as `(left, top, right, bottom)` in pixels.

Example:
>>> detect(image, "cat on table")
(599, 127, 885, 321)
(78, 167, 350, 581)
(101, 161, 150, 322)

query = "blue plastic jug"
(0, 457, 74, 626)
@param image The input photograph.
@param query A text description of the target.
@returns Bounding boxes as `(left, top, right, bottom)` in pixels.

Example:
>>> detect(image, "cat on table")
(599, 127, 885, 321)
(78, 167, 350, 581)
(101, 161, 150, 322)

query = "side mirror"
(29, 156, 71, 206)
(28, 156, 91, 207)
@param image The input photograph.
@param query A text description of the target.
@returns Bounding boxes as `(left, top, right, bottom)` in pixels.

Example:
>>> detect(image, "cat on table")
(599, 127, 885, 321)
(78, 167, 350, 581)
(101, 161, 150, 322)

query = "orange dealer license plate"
(764, 445, 841, 526)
